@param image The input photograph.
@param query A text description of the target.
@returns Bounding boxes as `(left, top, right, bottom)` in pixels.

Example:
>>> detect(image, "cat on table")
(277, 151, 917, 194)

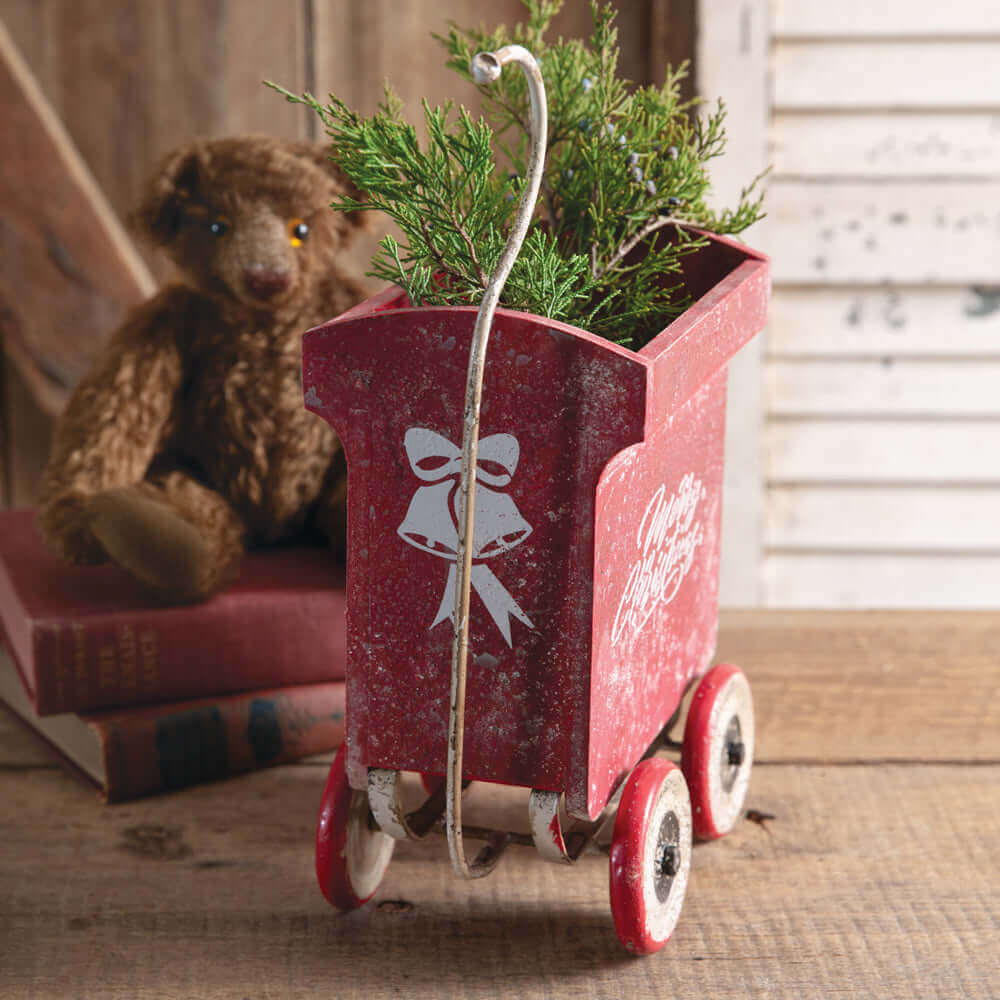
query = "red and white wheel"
(315, 744, 394, 910)
(609, 758, 692, 955)
(682, 663, 755, 840)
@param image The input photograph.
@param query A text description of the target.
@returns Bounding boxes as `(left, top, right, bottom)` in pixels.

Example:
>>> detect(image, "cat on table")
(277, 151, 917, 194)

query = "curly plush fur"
(38, 135, 369, 601)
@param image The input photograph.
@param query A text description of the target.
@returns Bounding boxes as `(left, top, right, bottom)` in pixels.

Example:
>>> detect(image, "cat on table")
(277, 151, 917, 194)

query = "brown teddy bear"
(38, 135, 369, 601)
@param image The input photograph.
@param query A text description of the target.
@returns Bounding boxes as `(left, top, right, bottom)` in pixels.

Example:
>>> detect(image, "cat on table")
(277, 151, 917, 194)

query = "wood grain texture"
(767, 419, 1000, 484)
(769, 359, 1000, 417)
(695, 0, 770, 606)
(0, 763, 994, 997)
(768, 180, 1000, 285)
(767, 485, 1000, 552)
(0, 17, 155, 419)
(648, 0, 697, 97)
(772, 112, 1000, 180)
(759, 0, 1000, 611)
(0, 0, 308, 279)
(312, 1, 646, 119)
(773, 0, 999, 39)
(763, 552, 1000, 607)
(1, 612, 997, 997)
(773, 40, 1000, 110)
(767, 286, 1000, 358)
(717, 610, 1000, 758)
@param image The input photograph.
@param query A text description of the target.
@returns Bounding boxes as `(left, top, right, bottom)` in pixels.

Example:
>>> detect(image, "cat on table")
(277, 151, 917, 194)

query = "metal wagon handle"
(446, 45, 548, 879)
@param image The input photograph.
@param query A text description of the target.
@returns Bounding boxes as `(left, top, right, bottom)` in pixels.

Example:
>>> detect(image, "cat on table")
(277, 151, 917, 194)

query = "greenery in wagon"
(271, 0, 765, 350)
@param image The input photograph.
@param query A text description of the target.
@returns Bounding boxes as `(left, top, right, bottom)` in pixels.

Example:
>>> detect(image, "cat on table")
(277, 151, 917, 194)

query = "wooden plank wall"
(764, 0, 1000, 607)
(695, 0, 770, 606)
(0, 1, 682, 504)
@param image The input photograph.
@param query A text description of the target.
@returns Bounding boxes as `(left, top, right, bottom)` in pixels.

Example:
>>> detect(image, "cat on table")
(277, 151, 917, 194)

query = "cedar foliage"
(270, 1, 765, 350)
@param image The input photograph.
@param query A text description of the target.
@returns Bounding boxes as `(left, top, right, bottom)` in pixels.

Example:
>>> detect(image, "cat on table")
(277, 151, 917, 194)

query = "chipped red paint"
(303, 230, 769, 819)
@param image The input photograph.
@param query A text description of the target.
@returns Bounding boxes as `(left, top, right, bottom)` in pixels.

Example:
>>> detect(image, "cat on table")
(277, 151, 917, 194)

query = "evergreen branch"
(274, 0, 766, 350)
(595, 214, 688, 282)
(418, 218, 465, 288)
(445, 203, 488, 288)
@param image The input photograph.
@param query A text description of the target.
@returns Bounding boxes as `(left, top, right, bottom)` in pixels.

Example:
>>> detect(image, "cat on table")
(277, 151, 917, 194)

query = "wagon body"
(303, 231, 769, 821)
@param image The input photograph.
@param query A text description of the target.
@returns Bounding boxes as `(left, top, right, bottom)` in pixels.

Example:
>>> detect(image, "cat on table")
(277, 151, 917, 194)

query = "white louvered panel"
(772, 112, 1000, 180)
(767, 420, 1000, 484)
(768, 287, 1000, 358)
(767, 486, 1000, 550)
(768, 180, 1000, 285)
(705, 0, 1000, 605)
(773, 1, 999, 39)
(774, 40, 1000, 110)
(768, 360, 1000, 417)
(763, 552, 1000, 607)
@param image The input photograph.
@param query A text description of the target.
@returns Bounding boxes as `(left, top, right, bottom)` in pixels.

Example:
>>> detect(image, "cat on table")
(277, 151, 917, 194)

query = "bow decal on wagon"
(397, 427, 534, 646)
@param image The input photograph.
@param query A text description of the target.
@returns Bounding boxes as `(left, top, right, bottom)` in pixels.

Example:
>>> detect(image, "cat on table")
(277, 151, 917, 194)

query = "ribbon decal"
(397, 427, 534, 646)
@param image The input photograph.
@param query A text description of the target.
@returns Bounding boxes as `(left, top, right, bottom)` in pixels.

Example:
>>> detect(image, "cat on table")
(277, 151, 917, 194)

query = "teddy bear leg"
(88, 471, 247, 602)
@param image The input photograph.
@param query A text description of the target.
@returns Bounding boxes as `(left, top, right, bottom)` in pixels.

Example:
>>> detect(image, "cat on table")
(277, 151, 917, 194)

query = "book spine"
(30, 589, 347, 715)
(89, 681, 346, 802)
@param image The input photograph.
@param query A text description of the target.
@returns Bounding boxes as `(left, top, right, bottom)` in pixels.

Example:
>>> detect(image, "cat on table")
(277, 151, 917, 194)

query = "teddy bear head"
(134, 135, 367, 312)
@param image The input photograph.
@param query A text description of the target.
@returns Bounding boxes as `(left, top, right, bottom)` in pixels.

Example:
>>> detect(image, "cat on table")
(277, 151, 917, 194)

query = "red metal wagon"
(302, 46, 770, 955)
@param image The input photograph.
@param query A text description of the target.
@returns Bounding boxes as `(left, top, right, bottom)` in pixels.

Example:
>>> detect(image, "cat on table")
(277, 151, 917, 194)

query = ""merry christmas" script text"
(611, 472, 706, 646)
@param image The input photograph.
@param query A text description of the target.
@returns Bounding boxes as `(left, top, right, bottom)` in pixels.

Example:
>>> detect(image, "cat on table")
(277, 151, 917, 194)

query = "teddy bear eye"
(288, 219, 310, 246)
(208, 217, 230, 237)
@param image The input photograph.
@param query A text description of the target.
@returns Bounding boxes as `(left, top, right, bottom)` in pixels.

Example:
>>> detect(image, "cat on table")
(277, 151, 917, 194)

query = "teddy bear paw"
(87, 487, 230, 602)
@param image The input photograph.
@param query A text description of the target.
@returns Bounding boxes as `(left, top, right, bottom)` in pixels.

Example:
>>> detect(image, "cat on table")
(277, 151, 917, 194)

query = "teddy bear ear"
(132, 144, 204, 245)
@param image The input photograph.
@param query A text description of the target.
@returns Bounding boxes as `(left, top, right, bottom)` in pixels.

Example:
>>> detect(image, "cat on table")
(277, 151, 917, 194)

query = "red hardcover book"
(0, 646, 344, 802)
(0, 509, 347, 715)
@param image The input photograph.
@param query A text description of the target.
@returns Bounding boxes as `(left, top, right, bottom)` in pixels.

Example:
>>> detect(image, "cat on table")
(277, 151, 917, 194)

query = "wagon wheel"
(681, 663, 755, 840)
(315, 744, 394, 910)
(609, 758, 693, 955)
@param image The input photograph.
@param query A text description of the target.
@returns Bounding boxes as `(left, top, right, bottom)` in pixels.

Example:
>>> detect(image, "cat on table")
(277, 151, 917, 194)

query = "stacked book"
(0, 509, 348, 801)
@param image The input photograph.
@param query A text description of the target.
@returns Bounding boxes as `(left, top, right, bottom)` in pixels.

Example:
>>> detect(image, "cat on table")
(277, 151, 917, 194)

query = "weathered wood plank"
(719, 609, 1000, 760)
(1, 0, 308, 281)
(0, 760, 996, 998)
(0, 16, 155, 421)
(648, 0, 697, 98)
(312, 1, 643, 119)
(763, 552, 1000, 607)
(767, 420, 1000, 484)
(767, 286, 1000, 358)
(774, 40, 1000, 110)
(773, 0, 1000, 39)
(4, 610, 997, 770)
(766, 485, 1000, 552)
(696, 0, 770, 605)
(769, 359, 1000, 417)
(772, 111, 1000, 179)
(769, 180, 1000, 285)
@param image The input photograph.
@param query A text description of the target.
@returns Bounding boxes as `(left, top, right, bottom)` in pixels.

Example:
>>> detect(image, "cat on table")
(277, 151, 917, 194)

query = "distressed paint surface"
(305, 308, 647, 795)
(761, 0, 1000, 607)
(585, 372, 725, 818)
(302, 232, 769, 815)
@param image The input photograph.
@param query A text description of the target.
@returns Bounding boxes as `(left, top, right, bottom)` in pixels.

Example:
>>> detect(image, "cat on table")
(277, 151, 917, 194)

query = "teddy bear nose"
(243, 268, 291, 300)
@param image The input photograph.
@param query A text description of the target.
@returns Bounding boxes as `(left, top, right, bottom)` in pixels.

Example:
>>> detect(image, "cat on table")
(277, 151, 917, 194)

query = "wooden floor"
(2, 611, 997, 998)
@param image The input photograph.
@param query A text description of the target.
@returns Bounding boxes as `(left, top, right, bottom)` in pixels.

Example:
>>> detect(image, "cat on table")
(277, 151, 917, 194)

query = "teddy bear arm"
(37, 290, 189, 563)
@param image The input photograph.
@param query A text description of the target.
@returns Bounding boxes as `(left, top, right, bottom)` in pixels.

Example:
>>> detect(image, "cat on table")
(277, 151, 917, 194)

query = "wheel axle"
(658, 843, 681, 878)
